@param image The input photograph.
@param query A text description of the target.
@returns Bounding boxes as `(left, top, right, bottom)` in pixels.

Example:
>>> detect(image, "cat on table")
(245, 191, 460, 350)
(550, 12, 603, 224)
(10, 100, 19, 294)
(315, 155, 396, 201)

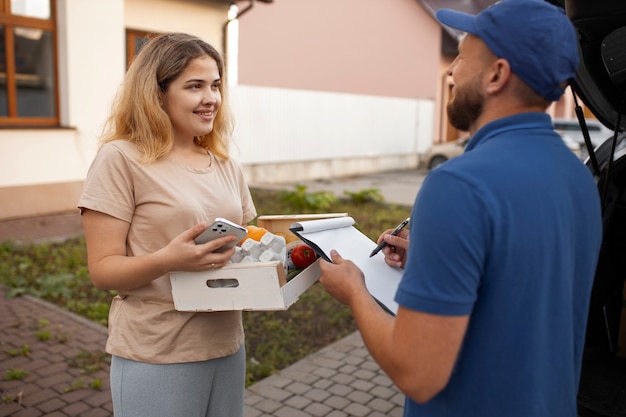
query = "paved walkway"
(0, 169, 426, 416)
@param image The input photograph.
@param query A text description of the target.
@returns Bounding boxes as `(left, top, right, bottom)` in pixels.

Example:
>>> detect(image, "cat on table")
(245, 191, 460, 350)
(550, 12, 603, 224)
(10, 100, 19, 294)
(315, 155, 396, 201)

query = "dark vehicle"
(563, 0, 626, 416)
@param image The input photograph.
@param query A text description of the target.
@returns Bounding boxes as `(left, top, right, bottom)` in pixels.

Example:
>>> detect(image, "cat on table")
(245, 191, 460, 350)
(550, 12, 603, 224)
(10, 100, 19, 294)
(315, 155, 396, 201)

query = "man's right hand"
(377, 229, 409, 269)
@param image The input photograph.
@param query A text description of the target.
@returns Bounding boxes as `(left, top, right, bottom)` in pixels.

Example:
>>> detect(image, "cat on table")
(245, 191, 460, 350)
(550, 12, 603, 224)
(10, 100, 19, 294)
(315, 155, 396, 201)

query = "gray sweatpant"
(110, 346, 245, 417)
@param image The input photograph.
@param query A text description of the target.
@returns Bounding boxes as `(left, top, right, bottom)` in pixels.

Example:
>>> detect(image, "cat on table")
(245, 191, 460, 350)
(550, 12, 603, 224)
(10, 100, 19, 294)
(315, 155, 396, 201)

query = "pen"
(369, 217, 410, 257)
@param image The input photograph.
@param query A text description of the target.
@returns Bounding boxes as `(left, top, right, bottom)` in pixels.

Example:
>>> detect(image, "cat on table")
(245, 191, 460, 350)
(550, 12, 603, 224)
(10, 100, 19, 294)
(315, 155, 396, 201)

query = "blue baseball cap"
(436, 0, 579, 102)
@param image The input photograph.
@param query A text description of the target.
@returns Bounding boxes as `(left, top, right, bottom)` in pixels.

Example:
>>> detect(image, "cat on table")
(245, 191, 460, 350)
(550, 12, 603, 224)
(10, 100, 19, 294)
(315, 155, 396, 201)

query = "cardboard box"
(170, 213, 347, 312)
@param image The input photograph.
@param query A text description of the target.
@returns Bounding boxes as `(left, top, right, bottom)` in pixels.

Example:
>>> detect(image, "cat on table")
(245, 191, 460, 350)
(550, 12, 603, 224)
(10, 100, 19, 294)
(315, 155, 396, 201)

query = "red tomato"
(290, 244, 317, 269)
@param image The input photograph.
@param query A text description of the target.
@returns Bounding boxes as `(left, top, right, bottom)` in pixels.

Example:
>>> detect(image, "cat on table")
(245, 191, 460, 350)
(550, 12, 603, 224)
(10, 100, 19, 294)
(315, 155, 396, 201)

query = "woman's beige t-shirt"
(77, 140, 257, 364)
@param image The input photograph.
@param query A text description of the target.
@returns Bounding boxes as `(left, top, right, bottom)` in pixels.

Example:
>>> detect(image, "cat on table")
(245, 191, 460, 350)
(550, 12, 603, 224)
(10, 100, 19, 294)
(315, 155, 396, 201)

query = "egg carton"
(230, 231, 287, 266)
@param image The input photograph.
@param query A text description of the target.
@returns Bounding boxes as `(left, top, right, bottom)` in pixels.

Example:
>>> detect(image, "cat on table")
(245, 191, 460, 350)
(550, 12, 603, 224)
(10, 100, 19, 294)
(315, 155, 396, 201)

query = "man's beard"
(447, 79, 484, 132)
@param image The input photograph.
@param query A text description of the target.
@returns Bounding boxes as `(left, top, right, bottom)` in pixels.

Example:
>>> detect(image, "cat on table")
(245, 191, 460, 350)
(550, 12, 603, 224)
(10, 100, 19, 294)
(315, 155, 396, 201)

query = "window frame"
(0, 0, 58, 127)
(126, 29, 156, 69)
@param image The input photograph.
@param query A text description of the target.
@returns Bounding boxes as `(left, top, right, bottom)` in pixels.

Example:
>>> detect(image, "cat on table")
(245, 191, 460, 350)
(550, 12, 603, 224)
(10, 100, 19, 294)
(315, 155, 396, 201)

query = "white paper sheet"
(291, 217, 402, 315)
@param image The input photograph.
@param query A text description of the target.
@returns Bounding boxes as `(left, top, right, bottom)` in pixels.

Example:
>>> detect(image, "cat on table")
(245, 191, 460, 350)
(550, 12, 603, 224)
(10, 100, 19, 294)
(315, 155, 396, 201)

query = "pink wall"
(237, 0, 441, 100)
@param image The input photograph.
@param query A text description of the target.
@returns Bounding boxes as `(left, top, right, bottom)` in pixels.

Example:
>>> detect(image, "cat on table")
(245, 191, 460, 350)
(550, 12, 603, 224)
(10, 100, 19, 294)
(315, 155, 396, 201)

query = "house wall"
(238, 0, 440, 100)
(233, 0, 442, 183)
(0, 0, 125, 221)
(0, 0, 229, 222)
(231, 85, 434, 184)
(124, 0, 228, 48)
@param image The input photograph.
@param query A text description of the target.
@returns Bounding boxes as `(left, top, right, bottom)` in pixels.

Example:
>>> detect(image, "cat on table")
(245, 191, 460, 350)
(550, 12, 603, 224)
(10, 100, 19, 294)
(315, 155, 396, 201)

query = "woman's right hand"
(377, 228, 409, 269)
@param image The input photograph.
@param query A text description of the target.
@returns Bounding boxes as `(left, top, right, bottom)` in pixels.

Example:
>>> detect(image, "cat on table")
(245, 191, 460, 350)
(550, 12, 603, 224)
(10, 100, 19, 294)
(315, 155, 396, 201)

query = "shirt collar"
(465, 112, 554, 152)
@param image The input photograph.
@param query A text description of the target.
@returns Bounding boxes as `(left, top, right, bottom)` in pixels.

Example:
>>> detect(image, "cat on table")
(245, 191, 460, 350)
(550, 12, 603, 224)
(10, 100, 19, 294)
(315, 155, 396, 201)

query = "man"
(318, 0, 603, 416)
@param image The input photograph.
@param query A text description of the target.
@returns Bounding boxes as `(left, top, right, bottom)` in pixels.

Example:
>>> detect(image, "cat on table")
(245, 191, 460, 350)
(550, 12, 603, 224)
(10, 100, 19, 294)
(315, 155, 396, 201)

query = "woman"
(78, 33, 256, 417)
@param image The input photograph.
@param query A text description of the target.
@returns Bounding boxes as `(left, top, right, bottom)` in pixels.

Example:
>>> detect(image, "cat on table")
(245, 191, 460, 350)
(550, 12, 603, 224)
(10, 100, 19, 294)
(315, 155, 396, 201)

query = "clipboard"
(290, 216, 402, 315)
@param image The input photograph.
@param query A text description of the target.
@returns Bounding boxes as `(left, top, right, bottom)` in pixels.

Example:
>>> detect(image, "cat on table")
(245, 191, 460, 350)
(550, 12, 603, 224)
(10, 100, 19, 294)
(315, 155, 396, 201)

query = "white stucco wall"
(231, 85, 434, 163)
(230, 85, 434, 184)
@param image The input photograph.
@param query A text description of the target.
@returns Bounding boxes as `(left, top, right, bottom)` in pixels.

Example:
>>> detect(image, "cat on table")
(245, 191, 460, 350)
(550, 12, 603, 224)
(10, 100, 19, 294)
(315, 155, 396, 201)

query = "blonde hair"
(100, 32, 233, 163)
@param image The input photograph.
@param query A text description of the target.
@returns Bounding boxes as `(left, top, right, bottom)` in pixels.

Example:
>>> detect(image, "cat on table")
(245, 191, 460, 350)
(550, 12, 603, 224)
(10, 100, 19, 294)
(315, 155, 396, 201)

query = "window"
(126, 29, 156, 69)
(0, 0, 57, 127)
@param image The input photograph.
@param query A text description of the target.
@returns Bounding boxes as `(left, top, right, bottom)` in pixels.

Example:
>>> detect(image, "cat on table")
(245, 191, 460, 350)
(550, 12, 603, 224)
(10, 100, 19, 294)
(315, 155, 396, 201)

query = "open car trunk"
(563, 0, 626, 415)
(578, 136, 626, 417)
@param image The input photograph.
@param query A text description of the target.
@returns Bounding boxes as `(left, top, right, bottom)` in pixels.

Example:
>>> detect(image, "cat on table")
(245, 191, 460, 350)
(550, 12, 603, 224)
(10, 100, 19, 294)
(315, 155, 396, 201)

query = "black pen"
(369, 217, 410, 257)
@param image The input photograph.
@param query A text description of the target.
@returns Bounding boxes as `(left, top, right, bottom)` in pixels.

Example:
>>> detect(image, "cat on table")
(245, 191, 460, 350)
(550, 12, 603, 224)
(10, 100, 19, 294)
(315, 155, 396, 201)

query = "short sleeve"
(77, 143, 137, 223)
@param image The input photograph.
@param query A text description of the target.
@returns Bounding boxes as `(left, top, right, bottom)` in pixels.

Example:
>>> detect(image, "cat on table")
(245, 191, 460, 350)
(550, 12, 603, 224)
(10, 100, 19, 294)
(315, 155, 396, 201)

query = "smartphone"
(194, 217, 248, 252)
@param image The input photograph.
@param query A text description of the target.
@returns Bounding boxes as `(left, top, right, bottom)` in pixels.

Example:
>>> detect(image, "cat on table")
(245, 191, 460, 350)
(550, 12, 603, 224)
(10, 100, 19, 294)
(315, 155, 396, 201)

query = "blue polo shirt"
(396, 112, 602, 416)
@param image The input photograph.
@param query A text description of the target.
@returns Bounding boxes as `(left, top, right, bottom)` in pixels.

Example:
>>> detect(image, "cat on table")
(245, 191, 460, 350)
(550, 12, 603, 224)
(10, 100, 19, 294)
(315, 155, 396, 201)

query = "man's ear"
(485, 58, 511, 96)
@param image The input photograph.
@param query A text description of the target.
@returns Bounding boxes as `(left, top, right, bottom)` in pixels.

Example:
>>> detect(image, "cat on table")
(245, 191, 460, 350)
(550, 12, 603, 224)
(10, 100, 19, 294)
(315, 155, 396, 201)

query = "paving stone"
(280, 369, 320, 385)
(82, 390, 112, 408)
(81, 408, 112, 417)
(312, 377, 333, 390)
(284, 394, 312, 409)
(253, 398, 283, 414)
(353, 368, 377, 381)
(326, 411, 348, 417)
(61, 401, 92, 416)
(342, 402, 372, 417)
(391, 392, 406, 407)
(244, 393, 264, 406)
(368, 397, 396, 413)
(319, 350, 346, 361)
(303, 401, 333, 416)
(37, 371, 74, 388)
(331, 371, 356, 385)
(274, 405, 312, 417)
(36, 397, 67, 414)
(261, 374, 292, 389)
(370, 384, 399, 400)
(303, 387, 331, 402)
(338, 363, 358, 374)
(250, 383, 293, 401)
(350, 378, 375, 392)
(362, 360, 383, 372)
(0, 403, 24, 417)
(324, 394, 351, 410)
(2, 355, 30, 368)
(351, 348, 371, 358)
(312, 366, 336, 379)
(20, 359, 49, 373)
(371, 373, 394, 387)
(21, 387, 57, 407)
(12, 408, 44, 417)
(369, 411, 396, 417)
(36, 362, 70, 378)
(311, 356, 344, 370)
(102, 401, 113, 414)
(285, 381, 312, 395)
(346, 389, 373, 404)
(327, 382, 354, 397)
(243, 405, 263, 417)
(343, 355, 365, 366)
(389, 406, 406, 417)
(62, 387, 100, 403)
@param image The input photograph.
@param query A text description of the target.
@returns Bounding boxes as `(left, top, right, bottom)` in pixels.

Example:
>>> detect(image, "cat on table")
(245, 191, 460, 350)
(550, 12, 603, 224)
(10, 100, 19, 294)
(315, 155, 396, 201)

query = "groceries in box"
(170, 213, 348, 312)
